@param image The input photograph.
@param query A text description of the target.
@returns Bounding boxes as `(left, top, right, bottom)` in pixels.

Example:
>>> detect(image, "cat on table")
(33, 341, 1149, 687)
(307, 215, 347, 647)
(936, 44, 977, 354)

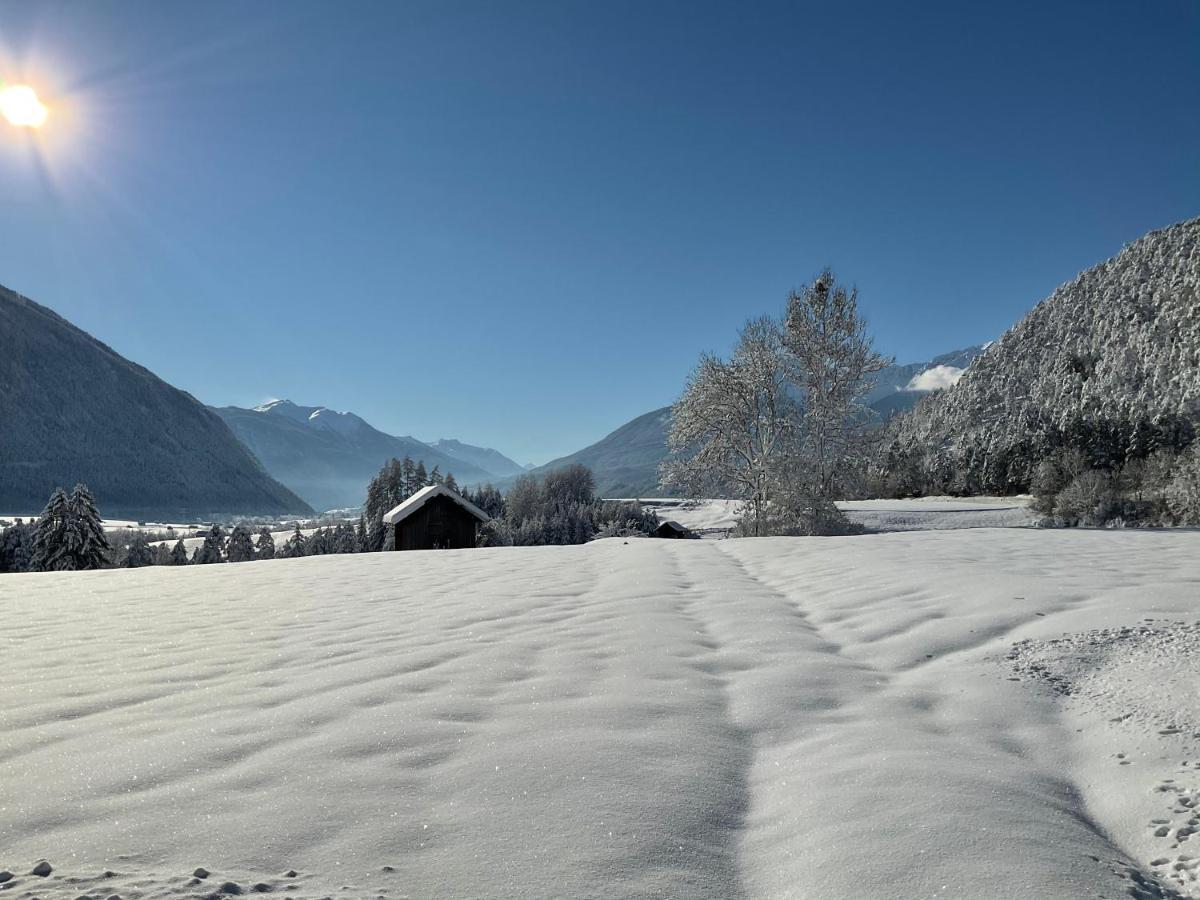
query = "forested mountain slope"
(879, 218, 1200, 494)
(0, 285, 312, 520)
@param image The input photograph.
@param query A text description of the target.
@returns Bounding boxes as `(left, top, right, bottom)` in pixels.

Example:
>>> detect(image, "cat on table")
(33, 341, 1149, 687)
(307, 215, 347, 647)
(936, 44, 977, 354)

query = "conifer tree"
(444, 472, 458, 493)
(68, 483, 111, 569)
(122, 533, 153, 568)
(170, 539, 189, 565)
(355, 515, 368, 552)
(226, 523, 255, 562)
(415, 460, 428, 488)
(194, 524, 225, 564)
(429, 465, 442, 485)
(255, 527, 275, 560)
(282, 524, 306, 558)
(31, 487, 72, 571)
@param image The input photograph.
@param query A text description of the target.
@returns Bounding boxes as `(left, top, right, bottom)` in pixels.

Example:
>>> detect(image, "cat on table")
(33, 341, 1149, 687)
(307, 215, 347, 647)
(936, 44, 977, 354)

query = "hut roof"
(382, 485, 491, 525)
(656, 520, 689, 534)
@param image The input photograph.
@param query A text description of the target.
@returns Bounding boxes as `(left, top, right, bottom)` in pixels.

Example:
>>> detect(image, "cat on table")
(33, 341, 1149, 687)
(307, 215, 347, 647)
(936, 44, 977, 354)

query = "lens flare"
(0, 84, 49, 128)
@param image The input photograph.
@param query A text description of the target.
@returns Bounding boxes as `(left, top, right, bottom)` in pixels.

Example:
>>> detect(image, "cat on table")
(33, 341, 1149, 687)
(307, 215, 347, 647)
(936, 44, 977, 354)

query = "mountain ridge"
(0, 284, 312, 520)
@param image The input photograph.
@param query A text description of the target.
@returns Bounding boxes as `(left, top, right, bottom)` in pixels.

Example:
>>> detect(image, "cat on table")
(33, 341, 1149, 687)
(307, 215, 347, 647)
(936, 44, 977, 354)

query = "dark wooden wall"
(394, 494, 480, 550)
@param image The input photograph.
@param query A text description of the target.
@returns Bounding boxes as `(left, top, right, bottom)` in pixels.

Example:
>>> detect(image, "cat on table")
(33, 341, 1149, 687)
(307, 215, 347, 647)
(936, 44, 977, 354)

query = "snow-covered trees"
(483, 465, 657, 546)
(662, 273, 889, 536)
(255, 527, 276, 560)
(170, 539, 189, 565)
(781, 272, 890, 531)
(226, 524, 255, 562)
(29, 483, 111, 571)
(193, 524, 225, 565)
(876, 218, 1200, 504)
(661, 317, 796, 535)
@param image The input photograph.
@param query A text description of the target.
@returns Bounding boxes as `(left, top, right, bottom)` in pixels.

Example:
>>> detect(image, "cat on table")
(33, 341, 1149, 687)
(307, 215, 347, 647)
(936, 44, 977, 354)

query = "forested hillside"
(877, 218, 1199, 516)
(0, 286, 312, 520)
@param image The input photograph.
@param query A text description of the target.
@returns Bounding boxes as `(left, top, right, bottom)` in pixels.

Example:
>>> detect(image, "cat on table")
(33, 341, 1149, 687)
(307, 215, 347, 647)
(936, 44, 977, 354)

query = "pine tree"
(355, 515, 368, 552)
(194, 524, 225, 564)
(68, 483, 111, 569)
(170, 539, 189, 565)
(255, 527, 275, 560)
(226, 524, 255, 562)
(282, 524, 306, 558)
(429, 465, 442, 485)
(444, 472, 459, 494)
(31, 487, 71, 571)
(415, 461, 428, 488)
(122, 533, 153, 568)
(401, 456, 417, 497)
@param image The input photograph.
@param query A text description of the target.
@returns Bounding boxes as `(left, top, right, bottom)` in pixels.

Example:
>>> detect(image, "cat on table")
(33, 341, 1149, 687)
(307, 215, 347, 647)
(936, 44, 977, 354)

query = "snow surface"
(1, 530, 1197, 899)
(905, 363, 966, 391)
(645, 496, 1038, 534)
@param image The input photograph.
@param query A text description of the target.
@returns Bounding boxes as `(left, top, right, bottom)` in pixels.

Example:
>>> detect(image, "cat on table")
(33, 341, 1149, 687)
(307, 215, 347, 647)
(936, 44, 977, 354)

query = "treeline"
(362, 456, 659, 548)
(482, 464, 659, 545)
(871, 413, 1200, 526)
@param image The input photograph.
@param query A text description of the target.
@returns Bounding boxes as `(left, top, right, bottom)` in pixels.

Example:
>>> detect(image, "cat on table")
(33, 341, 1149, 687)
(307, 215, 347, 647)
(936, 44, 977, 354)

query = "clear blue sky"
(1, 0, 1197, 465)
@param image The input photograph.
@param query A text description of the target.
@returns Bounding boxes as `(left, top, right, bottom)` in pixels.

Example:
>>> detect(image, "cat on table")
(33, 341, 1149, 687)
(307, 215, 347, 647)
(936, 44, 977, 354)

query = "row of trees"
(483, 464, 659, 546)
(661, 270, 889, 536)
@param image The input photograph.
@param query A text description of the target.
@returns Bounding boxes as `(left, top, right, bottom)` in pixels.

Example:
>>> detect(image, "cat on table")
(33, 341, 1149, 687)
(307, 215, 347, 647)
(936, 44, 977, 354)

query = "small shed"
(654, 520, 690, 539)
(382, 485, 490, 551)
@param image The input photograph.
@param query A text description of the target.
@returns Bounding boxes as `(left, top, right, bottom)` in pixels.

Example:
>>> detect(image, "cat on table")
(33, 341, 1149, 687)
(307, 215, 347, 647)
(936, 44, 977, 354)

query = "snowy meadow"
(2, 528, 1198, 899)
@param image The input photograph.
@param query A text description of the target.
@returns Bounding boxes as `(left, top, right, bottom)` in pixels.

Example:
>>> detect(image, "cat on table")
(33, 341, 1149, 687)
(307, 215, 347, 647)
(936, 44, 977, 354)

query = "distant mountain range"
(214, 401, 525, 512)
(0, 285, 311, 520)
(516, 347, 987, 498)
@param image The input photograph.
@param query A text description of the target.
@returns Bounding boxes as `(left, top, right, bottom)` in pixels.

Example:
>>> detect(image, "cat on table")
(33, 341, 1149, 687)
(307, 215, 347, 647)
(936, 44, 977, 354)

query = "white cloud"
(906, 364, 965, 392)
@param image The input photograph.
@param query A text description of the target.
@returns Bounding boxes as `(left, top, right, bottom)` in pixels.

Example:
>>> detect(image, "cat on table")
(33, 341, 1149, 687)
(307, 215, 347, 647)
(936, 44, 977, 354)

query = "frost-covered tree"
(169, 539, 189, 565)
(31, 487, 72, 571)
(226, 523, 255, 562)
(31, 484, 111, 571)
(661, 317, 796, 536)
(255, 527, 275, 560)
(780, 271, 890, 531)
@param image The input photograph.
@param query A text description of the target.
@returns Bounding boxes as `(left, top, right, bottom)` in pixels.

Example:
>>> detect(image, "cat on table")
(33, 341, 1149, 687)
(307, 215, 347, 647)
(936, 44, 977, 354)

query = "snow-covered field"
(646, 495, 1038, 534)
(1, 530, 1198, 899)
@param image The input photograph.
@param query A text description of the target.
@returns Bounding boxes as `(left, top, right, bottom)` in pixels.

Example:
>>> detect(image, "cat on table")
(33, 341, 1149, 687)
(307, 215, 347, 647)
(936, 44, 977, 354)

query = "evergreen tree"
(226, 523, 255, 562)
(415, 460, 428, 488)
(429, 465, 442, 485)
(169, 539, 189, 565)
(31, 487, 73, 571)
(401, 456, 417, 496)
(122, 533, 154, 568)
(355, 515, 368, 552)
(194, 524, 226, 564)
(67, 483, 111, 569)
(335, 523, 358, 554)
(444, 472, 459, 494)
(282, 524, 306, 558)
(255, 527, 276, 560)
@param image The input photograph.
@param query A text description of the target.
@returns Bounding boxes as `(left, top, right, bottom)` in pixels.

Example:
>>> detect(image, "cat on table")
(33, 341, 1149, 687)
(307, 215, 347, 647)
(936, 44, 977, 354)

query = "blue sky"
(1, 0, 1197, 465)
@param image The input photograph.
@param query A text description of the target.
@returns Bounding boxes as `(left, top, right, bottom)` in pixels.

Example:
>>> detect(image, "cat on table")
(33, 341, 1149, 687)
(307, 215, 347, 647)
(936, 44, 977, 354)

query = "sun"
(0, 84, 49, 128)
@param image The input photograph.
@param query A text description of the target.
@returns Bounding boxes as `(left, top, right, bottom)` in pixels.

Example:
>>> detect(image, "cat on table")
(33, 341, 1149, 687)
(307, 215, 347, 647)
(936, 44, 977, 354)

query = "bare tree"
(660, 317, 796, 536)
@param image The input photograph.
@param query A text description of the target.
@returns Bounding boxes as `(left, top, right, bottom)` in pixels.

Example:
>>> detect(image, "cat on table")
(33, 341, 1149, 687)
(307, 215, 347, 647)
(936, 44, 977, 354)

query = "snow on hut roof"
(381, 484, 490, 525)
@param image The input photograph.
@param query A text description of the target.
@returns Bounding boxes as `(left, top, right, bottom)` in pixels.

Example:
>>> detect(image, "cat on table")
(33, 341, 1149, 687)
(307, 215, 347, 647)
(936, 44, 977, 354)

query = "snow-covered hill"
(1, 531, 1197, 898)
(882, 217, 1200, 492)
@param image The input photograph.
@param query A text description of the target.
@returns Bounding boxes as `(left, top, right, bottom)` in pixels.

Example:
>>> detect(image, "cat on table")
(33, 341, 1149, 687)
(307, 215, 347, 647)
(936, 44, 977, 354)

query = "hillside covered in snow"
(881, 218, 1200, 495)
(1, 531, 1198, 899)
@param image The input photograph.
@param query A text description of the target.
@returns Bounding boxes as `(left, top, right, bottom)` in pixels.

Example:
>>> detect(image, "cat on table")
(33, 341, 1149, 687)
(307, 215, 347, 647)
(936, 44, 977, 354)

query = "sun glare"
(0, 84, 49, 128)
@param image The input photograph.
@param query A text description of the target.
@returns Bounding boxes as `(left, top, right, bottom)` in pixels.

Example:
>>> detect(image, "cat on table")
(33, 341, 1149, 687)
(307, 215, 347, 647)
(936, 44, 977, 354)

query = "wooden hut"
(654, 520, 690, 539)
(382, 484, 490, 551)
